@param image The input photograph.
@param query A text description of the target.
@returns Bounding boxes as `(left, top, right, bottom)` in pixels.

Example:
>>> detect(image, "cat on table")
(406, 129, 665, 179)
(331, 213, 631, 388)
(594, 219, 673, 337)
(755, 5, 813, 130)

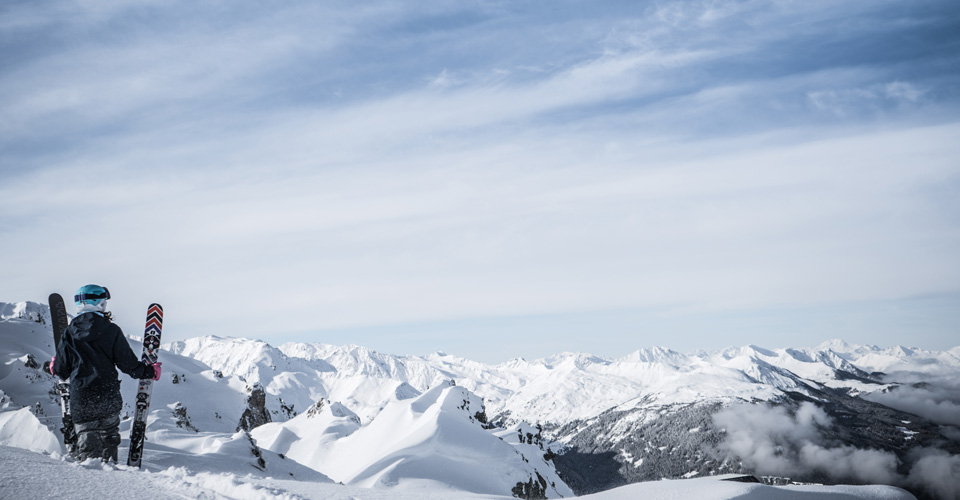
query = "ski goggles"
(75, 287, 110, 303)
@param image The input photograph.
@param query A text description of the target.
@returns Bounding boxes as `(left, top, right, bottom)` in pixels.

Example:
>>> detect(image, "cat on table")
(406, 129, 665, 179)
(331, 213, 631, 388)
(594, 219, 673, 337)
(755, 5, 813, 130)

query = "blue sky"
(2, 0, 959, 363)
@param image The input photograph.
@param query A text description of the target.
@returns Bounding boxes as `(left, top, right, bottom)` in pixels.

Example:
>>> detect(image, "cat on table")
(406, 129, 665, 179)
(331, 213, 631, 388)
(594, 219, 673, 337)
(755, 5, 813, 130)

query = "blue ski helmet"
(75, 284, 110, 307)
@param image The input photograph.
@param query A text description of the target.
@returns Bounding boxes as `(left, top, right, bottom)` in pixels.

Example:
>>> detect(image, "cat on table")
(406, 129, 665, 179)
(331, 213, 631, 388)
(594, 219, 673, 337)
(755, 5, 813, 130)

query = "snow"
(269, 383, 573, 497)
(896, 426, 918, 441)
(0, 445, 917, 500)
(816, 338, 960, 376)
(577, 476, 916, 500)
(1, 301, 950, 500)
(0, 406, 62, 454)
(0, 444, 491, 500)
(159, 333, 956, 430)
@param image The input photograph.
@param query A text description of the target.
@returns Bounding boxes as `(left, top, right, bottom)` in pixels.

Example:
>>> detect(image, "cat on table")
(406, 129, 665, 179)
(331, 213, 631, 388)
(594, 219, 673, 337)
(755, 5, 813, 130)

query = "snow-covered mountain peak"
(817, 338, 858, 352)
(496, 357, 530, 372)
(539, 351, 610, 370)
(2, 303, 957, 499)
(619, 346, 689, 365)
(338, 383, 571, 496)
(783, 347, 817, 363)
(281, 342, 424, 380)
(249, 380, 573, 497)
(745, 344, 778, 357)
(303, 398, 361, 423)
(889, 345, 917, 357)
(165, 335, 294, 383)
(817, 341, 960, 376)
(0, 301, 49, 324)
(717, 344, 780, 361)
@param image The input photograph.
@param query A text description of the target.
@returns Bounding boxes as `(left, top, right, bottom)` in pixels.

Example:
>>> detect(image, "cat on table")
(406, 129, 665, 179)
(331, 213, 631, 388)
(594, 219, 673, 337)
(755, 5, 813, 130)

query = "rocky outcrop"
(237, 383, 271, 431)
(173, 401, 199, 432)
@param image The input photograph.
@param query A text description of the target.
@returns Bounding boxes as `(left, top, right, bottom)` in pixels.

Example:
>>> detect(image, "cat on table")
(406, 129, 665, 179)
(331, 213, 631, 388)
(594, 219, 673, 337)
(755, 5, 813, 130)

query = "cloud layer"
(865, 376, 960, 427)
(1, 0, 958, 359)
(713, 402, 960, 499)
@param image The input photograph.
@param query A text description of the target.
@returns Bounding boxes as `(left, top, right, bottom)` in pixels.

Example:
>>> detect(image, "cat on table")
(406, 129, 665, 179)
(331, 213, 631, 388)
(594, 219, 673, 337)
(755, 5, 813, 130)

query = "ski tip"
(148, 303, 163, 311)
(48, 293, 64, 302)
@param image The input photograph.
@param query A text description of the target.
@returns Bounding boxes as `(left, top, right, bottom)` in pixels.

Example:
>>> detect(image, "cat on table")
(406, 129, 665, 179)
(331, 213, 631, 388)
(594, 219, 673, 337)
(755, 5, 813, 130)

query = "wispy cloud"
(1, 0, 958, 358)
(807, 80, 930, 117)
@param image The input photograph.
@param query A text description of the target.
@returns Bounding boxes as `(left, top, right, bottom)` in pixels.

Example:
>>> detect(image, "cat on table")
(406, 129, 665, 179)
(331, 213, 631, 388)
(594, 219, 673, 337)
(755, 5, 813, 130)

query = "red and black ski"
(48, 293, 77, 453)
(127, 303, 163, 468)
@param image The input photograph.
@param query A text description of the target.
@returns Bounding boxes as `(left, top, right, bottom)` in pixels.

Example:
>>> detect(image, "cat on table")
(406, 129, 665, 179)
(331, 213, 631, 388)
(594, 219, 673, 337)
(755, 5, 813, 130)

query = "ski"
(48, 293, 77, 453)
(127, 303, 163, 468)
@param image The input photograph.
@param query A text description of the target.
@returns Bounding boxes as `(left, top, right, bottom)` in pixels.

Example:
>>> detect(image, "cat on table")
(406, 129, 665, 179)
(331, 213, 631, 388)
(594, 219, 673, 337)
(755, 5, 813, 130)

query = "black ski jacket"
(53, 312, 155, 424)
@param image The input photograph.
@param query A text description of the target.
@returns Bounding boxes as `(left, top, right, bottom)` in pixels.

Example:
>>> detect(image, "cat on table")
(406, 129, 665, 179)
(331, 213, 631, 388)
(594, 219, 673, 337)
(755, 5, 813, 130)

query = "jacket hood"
(71, 312, 108, 342)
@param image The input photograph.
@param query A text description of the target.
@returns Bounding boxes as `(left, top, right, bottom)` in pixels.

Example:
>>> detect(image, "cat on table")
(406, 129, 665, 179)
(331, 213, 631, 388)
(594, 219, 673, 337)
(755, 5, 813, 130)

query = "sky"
(1, 0, 959, 363)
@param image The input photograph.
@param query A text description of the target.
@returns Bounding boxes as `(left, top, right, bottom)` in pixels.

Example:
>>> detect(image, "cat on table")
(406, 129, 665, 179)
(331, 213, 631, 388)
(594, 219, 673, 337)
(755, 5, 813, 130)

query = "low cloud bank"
(906, 448, 960, 500)
(713, 403, 898, 484)
(863, 378, 960, 427)
(713, 402, 960, 499)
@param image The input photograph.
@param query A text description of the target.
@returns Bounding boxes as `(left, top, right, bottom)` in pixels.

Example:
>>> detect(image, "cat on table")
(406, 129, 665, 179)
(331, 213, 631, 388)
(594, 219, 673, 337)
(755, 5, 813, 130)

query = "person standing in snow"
(49, 284, 162, 463)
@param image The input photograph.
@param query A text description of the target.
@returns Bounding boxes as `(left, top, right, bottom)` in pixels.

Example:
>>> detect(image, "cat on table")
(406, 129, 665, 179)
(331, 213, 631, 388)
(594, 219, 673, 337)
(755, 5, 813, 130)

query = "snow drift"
(1, 300, 956, 499)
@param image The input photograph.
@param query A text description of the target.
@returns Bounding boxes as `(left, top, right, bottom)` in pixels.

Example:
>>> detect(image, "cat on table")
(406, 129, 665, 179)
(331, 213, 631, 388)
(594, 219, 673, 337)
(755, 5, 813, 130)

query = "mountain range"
(1, 300, 957, 499)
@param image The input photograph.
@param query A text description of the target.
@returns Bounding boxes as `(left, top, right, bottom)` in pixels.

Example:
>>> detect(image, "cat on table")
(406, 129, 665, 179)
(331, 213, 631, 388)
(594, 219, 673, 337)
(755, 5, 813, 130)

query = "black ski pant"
(74, 413, 121, 463)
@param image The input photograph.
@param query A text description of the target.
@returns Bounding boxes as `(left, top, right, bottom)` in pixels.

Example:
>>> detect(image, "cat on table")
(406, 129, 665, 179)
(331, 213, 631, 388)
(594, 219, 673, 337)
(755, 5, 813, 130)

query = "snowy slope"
(0, 445, 918, 500)
(0, 302, 61, 416)
(817, 339, 960, 377)
(165, 336, 333, 420)
(2, 301, 956, 499)
(168, 336, 438, 424)
(159, 331, 959, 437)
(253, 382, 572, 497)
(157, 329, 958, 500)
(577, 475, 917, 500)
(197, 340, 784, 425)
(0, 302, 242, 433)
(251, 398, 362, 473)
(0, 302, 572, 496)
(199, 337, 923, 427)
(0, 302, 331, 482)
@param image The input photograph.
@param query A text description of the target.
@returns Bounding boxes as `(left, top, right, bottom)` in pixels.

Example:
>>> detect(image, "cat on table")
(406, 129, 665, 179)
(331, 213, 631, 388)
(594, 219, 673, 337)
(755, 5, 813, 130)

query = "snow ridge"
(1, 301, 954, 500)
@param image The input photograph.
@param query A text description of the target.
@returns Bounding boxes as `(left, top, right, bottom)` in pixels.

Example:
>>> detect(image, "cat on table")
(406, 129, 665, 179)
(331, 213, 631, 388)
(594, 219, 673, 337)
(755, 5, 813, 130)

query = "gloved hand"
(151, 362, 162, 381)
(48, 356, 56, 375)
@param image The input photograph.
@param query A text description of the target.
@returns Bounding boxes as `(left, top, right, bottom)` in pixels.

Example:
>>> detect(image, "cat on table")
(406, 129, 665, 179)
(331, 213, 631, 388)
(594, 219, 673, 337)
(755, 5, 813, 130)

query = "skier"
(48, 284, 162, 463)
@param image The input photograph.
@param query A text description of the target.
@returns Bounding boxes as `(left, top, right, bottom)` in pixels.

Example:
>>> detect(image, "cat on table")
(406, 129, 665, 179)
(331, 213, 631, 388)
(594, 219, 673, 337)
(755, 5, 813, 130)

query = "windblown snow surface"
(0, 445, 916, 500)
(2, 300, 955, 500)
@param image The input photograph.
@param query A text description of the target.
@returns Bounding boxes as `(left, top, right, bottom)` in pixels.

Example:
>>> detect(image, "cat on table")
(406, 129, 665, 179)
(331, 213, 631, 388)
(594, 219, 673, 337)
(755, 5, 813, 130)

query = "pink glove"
(151, 362, 162, 381)
(49, 356, 56, 375)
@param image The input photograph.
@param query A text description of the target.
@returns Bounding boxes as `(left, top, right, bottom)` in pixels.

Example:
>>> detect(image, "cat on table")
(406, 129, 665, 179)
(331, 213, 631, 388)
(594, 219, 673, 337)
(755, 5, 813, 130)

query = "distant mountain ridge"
(164, 332, 959, 428)
(1, 300, 957, 499)
(158, 321, 960, 500)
